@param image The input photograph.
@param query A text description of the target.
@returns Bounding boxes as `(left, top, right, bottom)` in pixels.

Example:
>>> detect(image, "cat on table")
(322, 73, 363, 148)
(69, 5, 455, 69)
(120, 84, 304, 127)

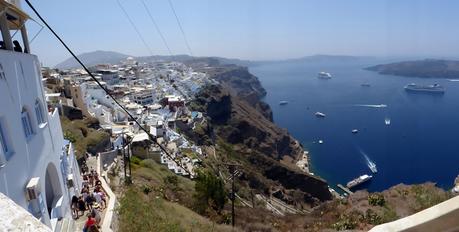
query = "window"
(21, 109, 33, 139)
(0, 119, 12, 162)
(35, 100, 46, 125)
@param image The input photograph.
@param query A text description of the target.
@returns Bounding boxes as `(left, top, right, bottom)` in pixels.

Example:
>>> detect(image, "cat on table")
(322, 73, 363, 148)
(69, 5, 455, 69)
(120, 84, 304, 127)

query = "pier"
(337, 184, 353, 195)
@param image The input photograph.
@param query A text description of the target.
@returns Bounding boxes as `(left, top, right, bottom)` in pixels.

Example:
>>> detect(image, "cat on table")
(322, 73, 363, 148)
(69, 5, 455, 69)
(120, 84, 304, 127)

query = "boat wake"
(354, 104, 387, 108)
(359, 149, 378, 173)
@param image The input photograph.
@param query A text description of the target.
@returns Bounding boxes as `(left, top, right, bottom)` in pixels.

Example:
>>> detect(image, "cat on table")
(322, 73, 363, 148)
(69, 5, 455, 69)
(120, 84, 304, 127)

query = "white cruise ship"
(404, 83, 445, 93)
(346, 174, 373, 189)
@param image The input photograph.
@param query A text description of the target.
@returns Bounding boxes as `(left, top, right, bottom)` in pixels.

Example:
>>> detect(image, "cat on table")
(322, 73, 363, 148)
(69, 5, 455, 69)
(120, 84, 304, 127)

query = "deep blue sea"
(250, 59, 459, 192)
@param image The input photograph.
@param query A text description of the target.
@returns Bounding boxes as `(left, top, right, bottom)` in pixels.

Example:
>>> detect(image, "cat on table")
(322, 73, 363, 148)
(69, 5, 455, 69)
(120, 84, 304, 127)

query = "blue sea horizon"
(250, 59, 459, 192)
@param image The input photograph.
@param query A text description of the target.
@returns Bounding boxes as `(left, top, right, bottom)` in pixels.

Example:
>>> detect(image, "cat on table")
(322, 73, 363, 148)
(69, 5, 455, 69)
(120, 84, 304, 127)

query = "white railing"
(370, 195, 459, 232)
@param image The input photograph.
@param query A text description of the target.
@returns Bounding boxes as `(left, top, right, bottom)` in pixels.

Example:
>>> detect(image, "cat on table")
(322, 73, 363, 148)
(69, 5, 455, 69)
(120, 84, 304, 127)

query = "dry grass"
(117, 187, 234, 232)
(60, 116, 109, 158)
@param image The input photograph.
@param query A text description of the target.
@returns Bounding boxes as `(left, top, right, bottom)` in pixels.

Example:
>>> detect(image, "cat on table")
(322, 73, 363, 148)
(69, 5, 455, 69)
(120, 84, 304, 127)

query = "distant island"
(365, 59, 459, 79)
(54, 50, 372, 69)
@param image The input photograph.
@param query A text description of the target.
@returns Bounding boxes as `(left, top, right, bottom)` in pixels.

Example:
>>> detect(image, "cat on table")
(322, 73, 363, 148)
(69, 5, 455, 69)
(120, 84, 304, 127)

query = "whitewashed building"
(0, 1, 81, 231)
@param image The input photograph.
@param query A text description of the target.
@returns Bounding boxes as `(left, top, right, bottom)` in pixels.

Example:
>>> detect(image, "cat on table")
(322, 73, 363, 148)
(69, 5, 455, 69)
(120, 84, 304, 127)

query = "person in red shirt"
(83, 215, 96, 232)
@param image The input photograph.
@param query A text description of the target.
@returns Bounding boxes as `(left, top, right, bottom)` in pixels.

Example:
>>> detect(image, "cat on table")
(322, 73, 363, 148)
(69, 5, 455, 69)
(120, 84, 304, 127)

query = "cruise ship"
(404, 83, 445, 93)
(346, 174, 373, 189)
(317, 72, 332, 79)
(279, 100, 288, 105)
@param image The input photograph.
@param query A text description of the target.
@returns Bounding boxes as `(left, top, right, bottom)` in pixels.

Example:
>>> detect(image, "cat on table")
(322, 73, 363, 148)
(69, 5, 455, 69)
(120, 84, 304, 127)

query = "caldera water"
(250, 59, 459, 192)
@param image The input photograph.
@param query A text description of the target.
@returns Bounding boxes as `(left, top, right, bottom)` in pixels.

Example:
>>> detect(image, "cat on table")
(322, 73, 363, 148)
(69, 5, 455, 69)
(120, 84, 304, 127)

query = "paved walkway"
(74, 155, 109, 232)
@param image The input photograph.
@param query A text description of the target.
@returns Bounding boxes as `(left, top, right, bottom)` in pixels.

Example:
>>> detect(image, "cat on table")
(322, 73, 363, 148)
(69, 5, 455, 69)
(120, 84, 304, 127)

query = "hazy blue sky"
(23, 0, 459, 66)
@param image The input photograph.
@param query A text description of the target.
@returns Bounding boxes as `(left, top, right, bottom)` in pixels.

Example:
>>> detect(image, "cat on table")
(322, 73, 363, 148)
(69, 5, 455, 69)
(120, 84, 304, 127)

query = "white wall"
(0, 50, 72, 228)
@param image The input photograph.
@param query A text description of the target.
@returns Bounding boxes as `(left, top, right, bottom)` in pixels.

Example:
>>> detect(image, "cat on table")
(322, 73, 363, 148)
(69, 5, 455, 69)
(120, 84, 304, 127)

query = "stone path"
(74, 155, 109, 232)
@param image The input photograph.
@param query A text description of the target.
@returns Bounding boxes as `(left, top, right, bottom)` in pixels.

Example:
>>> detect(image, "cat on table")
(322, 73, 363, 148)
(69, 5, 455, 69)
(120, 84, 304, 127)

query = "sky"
(20, 0, 459, 66)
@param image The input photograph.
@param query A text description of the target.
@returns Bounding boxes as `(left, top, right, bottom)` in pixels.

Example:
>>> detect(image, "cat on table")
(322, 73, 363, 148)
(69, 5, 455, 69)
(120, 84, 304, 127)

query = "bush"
(381, 207, 398, 223)
(139, 159, 156, 169)
(142, 185, 152, 195)
(332, 213, 358, 230)
(193, 170, 227, 214)
(131, 156, 142, 165)
(64, 131, 77, 143)
(365, 209, 383, 225)
(164, 175, 179, 186)
(368, 193, 386, 206)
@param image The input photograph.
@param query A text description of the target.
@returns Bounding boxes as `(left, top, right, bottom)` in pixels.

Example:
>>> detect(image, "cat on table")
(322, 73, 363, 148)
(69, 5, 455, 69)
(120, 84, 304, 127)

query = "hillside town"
(5, 0, 459, 231)
(43, 56, 216, 179)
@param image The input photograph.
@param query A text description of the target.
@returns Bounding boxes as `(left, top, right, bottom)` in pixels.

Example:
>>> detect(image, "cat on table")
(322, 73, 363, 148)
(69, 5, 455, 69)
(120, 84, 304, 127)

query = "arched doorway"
(44, 162, 63, 218)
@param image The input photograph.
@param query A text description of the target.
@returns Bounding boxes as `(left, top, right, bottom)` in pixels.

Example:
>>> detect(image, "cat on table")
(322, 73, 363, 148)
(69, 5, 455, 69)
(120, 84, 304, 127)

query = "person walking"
(71, 195, 79, 219)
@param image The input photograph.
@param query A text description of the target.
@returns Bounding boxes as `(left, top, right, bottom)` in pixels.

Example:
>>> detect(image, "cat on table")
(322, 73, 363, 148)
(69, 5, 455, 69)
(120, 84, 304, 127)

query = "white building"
(0, 1, 81, 231)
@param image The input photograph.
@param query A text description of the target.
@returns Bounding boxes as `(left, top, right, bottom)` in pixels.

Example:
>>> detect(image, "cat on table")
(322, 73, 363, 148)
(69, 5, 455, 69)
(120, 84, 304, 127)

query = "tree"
(194, 170, 227, 214)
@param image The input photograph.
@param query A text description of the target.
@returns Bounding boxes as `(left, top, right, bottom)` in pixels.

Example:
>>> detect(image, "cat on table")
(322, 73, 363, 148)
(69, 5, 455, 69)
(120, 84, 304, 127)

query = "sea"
(250, 59, 459, 192)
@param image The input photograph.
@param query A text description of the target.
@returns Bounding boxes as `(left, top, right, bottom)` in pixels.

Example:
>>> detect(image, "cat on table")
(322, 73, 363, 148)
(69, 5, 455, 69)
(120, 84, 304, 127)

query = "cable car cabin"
(0, 0, 30, 53)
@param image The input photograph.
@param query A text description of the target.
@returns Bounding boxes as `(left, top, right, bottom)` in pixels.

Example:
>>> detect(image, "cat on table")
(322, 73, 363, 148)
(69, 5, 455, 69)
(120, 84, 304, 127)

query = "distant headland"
(365, 59, 459, 79)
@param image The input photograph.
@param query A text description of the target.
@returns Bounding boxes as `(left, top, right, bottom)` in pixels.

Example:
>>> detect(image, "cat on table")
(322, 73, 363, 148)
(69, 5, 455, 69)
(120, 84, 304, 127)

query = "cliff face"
(190, 61, 273, 121)
(192, 85, 332, 203)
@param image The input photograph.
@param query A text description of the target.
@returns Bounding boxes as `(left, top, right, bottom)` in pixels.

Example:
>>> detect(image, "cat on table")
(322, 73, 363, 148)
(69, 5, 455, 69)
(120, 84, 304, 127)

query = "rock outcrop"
(190, 60, 273, 121)
(191, 85, 332, 203)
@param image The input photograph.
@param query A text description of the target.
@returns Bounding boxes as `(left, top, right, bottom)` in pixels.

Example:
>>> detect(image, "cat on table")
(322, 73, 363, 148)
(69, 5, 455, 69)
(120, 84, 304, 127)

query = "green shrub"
(194, 170, 227, 214)
(331, 214, 358, 230)
(365, 209, 382, 225)
(140, 159, 156, 169)
(142, 185, 152, 195)
(131, 156, 142, 165)
(368, 193, 386, 206)
(64, 131, 77, 143)
(381, 207, 398, 223)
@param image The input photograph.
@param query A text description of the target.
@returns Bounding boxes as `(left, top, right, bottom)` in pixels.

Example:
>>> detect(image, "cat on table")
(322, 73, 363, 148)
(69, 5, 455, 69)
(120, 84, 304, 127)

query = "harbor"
(337, 184, 353, 195)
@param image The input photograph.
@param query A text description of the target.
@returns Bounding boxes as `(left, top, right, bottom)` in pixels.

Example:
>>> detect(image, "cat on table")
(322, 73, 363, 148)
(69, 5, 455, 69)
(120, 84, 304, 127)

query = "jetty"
(337, 184, 353, 195)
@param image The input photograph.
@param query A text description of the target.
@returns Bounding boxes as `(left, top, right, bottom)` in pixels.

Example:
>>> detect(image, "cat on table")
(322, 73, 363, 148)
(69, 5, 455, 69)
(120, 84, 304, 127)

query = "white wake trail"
(354, 104, 387, 108)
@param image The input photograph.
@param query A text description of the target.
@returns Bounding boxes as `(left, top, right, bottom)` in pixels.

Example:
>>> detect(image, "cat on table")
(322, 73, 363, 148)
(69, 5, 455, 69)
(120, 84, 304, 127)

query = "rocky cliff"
(188, 59, 273, 121)
(191, 84, 332, 204)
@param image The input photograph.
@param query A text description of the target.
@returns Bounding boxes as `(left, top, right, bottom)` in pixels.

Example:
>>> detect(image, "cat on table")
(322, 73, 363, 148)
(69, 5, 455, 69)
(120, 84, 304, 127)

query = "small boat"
(368, 161, 377, 173)
(317, 72, 332, 79)
(315, 112, 326, 117)
(279, 101, 288, 105)
(352, 129, 358, 134)
(385, 117, 391, 125)
(361, 83, 371, 87)
(346, 174, 373, 189)
(318, 140, 324, 144)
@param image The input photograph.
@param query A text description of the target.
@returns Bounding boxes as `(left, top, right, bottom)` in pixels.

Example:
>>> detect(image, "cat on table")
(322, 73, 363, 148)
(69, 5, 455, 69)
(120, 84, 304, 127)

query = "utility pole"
(122, 131, 126, 179)
(223, 162, 241, 228)
(229, 164, 235, 228)
(128, 143, 132, 177)
(125, 133, 132, 184)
